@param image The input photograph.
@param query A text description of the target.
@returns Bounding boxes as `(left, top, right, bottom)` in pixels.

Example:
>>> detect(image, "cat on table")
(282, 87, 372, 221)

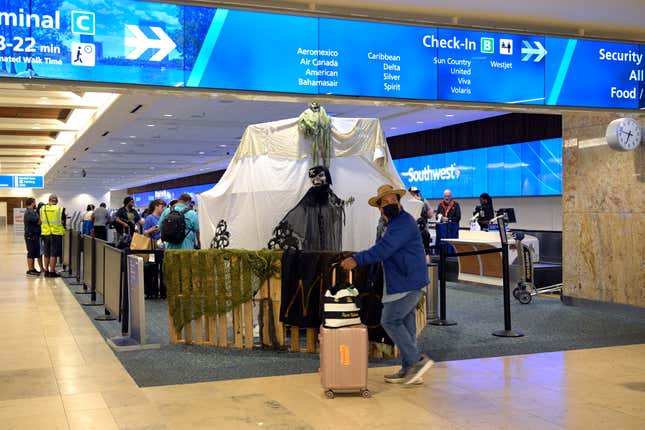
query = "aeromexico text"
(297, 48, 402, 92)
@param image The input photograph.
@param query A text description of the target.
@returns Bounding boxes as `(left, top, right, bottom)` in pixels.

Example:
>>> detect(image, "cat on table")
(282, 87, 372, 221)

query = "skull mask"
(308, 165, 332, 187)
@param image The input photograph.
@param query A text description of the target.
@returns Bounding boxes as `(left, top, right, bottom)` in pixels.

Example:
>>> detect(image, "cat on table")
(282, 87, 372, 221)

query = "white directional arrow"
(125, 24, 176, 62)
(521, 40, 547, 62)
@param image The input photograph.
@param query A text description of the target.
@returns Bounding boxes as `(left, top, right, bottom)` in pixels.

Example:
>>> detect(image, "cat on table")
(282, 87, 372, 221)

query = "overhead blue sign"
(545, 38, 643, 109)
(1, 0, 642, 109)
(133, 183, 215, 207)
(393, 138, 563, 198)
(0, 175, 43, 188)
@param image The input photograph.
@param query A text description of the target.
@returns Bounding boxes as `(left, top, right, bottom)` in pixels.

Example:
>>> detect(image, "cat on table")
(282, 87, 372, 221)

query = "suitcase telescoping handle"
(331, 262, 353, 286)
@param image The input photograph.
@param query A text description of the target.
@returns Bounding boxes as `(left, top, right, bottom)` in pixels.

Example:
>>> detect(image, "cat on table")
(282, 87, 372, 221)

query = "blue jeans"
(381, 289, 423, 372)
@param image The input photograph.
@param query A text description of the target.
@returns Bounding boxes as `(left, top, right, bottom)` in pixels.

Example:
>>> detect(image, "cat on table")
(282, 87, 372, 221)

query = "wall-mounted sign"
(1, 0, 643, 109)
(0, 175, 44, 188)
(393, 138, 563, 199)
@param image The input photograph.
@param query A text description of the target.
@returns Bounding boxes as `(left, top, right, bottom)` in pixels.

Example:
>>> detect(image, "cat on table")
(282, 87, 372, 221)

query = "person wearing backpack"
(158, 193, 199, 250)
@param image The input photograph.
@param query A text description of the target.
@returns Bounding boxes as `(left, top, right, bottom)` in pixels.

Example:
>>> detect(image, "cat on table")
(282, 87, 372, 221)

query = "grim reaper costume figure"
(273, 166, 352, 251)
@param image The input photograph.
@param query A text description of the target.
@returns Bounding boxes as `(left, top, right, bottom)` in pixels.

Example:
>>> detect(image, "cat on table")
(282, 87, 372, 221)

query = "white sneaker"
(404, 355, 434, 385)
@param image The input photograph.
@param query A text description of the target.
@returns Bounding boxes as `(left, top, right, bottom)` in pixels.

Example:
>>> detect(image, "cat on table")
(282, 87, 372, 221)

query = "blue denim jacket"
(353, 209, 428, 294)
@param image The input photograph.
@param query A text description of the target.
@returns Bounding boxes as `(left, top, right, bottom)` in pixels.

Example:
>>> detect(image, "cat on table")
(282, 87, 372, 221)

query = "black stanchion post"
(120, 251, 129, 336)
(493, 218, 523, 338)
(429, 243, 457, 326)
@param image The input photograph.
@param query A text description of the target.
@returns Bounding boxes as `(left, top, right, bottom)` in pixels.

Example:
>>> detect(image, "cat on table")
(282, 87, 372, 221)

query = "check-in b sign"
(72, 11, 95, 35)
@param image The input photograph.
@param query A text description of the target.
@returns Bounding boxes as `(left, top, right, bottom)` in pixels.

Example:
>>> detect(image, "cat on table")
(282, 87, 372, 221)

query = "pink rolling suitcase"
(319, 324, 370, 399)
(318, 265, 370, 399)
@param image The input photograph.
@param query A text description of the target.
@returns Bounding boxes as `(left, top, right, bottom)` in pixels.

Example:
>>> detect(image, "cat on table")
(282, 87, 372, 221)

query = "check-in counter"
(444, 231, 539, 286)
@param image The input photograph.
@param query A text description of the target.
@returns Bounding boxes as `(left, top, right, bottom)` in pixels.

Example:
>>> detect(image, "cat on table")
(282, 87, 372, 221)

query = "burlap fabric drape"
(164, 249, 283, 332)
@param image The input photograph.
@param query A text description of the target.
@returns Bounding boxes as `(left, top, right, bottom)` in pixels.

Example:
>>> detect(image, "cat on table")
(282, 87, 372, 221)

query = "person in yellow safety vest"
(39, 194, 66, 278)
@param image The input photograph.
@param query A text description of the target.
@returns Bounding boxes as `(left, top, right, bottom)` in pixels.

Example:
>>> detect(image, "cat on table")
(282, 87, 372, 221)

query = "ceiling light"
(199, 168, 204, 171)
(163, 114, 173, 117)
(146, 124, 155, 127)
(219, 144, 227, 148)
(149, 166, 156, 170)
(416, 121, 424, 124)
(108, 149, 114, 152)
(390, 127, 397, 130)
(198, 151, 205, 155)
(170, 160, 176, 164)
(445, 114, 455, 117)
(92, 159, 98, 162)
(120, 142, 127, 145)
(129, 135, 136, 138)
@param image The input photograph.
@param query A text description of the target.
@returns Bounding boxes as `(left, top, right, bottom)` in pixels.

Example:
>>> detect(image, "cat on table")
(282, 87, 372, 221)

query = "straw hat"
(368, 184, 406, 207)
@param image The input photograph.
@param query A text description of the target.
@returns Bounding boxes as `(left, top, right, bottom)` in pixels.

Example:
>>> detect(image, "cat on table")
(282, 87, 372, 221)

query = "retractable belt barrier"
(428, 219, 524, 338)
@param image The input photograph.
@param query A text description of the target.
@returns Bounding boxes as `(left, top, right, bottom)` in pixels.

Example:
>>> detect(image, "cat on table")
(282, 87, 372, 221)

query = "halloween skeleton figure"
(276, 166, 354, 252)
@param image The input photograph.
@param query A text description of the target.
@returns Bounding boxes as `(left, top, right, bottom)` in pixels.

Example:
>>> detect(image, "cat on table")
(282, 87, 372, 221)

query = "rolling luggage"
(319, 324, 370, 399)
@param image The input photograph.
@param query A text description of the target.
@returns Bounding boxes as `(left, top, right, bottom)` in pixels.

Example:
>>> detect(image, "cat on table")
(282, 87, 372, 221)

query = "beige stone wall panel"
(562, 113, 645, 308)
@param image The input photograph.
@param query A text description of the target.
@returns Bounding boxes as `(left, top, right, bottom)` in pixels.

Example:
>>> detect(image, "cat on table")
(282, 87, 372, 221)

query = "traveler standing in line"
(341, 185, 433, 385)
(158, 193, 199, 250)
(39, 194, 66, 278)
(408, 186, 432, 222)
(114, 197, 142, 242)
(143, 199, 166, 243)
(91, 203, 109, 241)
(24, 198, 42, 276)
(35, 202, 46, 271)
(473, 193, 495, 231)
(409, 186, 433, 256)
(82, 204, 95, 235)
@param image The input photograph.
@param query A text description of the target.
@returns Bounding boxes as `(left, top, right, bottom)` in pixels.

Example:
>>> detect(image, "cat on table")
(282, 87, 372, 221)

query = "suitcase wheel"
(325, 390, 335, 399)
(361, 389, 371, 399)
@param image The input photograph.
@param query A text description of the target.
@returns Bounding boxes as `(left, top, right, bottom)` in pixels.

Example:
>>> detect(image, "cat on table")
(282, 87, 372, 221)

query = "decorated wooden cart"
(164, 249, 426, 358)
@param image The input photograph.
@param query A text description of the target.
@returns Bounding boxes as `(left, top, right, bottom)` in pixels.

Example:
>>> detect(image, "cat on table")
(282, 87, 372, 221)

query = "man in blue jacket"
(341, 184, 433, 385)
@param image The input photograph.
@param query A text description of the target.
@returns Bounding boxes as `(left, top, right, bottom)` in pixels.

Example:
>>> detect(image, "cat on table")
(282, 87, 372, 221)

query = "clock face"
(607, 118, 642, 151)
(617, 119, 642, 151)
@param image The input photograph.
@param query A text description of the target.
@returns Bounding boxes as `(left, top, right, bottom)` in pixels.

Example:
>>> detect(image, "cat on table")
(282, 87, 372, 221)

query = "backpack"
(160, 207, 192, 244)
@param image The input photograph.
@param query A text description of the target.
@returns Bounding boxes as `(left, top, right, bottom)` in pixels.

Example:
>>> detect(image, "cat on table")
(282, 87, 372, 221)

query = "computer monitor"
(496, 208, 516, 223)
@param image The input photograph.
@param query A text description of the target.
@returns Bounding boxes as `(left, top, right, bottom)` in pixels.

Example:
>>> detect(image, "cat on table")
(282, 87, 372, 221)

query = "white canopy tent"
(197, 117, 421, 251)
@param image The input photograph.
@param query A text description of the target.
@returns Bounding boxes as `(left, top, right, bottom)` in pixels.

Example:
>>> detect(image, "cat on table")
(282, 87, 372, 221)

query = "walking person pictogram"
(74, 47, 83, 64)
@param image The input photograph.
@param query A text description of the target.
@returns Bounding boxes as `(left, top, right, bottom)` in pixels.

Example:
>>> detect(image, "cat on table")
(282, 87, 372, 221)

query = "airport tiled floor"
(1, 228, 644, 429)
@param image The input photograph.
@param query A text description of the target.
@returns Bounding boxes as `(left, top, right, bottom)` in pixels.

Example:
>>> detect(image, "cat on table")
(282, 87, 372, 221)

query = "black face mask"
(383, 204, 400, 220)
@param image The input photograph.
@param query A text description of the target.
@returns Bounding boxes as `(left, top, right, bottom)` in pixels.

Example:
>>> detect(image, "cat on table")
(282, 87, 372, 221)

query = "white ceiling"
(43, 93, 504, 191)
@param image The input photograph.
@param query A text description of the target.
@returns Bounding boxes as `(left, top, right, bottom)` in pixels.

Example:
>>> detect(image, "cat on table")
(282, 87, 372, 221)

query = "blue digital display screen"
(545, 38, 643, 109)
(1, 0, 642, 109)
(317, 19, 437, 99)
(393, 138, 563, 198)
(435, 29, 546, 105)
(154, 183, 214, 203)
(133, 183, 215, 207)
(186, 9, 317, 93)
